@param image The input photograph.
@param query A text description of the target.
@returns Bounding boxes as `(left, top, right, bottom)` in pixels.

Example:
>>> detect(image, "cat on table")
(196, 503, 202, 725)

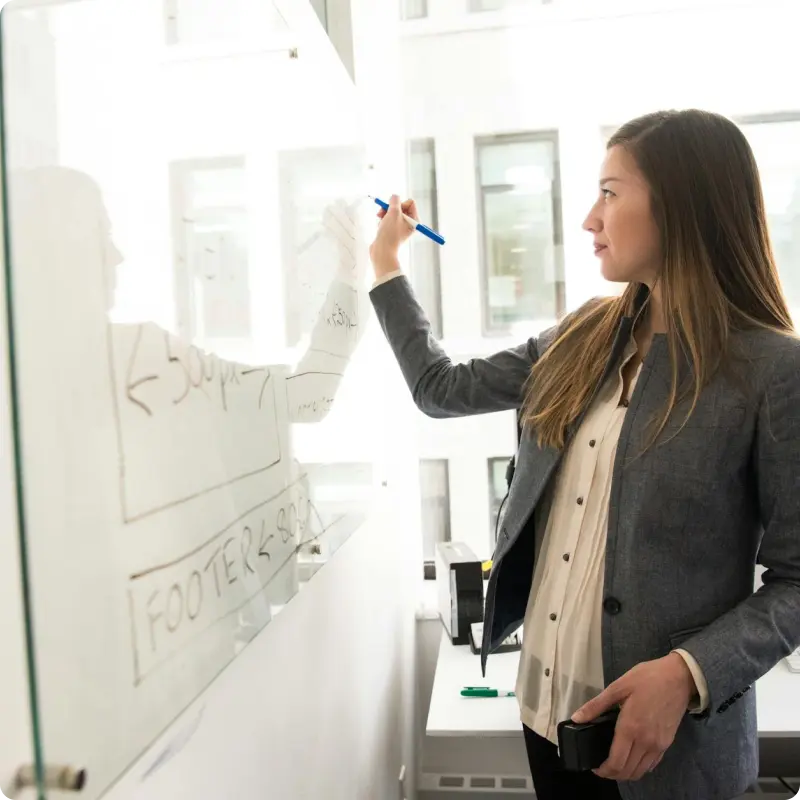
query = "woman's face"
(582, 145, 661, 286)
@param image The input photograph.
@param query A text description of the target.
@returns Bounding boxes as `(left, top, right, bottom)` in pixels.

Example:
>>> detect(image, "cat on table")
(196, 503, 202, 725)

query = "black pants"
(523, 724, 622, 800)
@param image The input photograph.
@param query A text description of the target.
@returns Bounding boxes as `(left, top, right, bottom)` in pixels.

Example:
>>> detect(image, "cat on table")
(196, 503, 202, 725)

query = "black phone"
(556, 708, 620, 772)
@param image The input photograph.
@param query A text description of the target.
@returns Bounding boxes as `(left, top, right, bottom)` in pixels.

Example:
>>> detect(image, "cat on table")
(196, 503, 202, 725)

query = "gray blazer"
(371, 276, 800, 800)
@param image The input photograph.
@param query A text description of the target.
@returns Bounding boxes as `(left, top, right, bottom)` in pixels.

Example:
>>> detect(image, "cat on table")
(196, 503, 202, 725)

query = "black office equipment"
(436, 542, 484, 645)
(557, 708, 620, 771)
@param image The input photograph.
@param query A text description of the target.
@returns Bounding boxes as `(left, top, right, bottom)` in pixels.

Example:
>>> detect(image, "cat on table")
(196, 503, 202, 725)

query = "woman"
(369, 109, 800, 800)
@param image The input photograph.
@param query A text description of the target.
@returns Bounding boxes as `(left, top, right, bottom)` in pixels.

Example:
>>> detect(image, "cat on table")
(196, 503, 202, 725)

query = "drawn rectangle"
(127, 477, 314, 682)
(111, 322, 282, 522)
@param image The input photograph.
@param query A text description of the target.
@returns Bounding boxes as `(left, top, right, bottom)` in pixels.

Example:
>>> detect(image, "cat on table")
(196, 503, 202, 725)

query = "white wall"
(398, 0, 800, 564)
(0, 10, 57, 794)
(106, 499, 412, 800)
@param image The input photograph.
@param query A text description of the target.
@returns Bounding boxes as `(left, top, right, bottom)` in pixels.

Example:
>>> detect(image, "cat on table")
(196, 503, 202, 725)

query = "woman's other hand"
(369, 194, 418, 279)
(570, 652, 696, 781)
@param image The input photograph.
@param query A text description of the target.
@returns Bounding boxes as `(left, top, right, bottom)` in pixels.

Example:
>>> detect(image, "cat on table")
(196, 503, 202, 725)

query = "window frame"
(475, 130, 566, 336)
(734, 111, 800, 127)
(734, 111, 800, 319)
(407, 137, 444, 338)
(487, 456, 513, 548)
(419, 458, 452, 580)
(164, 0, 180, 46)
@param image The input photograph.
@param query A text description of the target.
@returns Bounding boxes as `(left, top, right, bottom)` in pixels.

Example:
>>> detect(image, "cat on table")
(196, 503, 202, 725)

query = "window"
(487, 457, 511, 546)
(476, 133, 565, 334)
(164, 0, 288, 46)
(738, 115, 800, 322)
(420, 459, 451, 578)
(170, 158, 251, 340)
(470, 0, 552, 11)
(401, 0, 428, 20)
(407, 139, 443, 337)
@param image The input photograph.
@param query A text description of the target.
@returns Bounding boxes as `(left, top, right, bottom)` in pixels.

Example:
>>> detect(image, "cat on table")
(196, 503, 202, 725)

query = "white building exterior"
(398, 0, 800, 564)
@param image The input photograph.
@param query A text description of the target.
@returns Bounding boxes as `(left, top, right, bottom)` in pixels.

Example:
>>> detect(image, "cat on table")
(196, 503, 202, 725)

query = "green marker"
(461, 686, 515, 698)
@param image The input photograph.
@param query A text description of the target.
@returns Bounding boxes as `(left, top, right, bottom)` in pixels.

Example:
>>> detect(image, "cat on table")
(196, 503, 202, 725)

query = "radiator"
(419, 772, 531, 794)
(419, 772, 799, 797)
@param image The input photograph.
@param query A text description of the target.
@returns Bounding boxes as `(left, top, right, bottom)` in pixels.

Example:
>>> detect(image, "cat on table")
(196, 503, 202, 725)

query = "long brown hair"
(521, 109, 794, 451)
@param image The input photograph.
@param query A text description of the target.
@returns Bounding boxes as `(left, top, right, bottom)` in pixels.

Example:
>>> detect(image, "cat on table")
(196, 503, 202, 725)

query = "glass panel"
(739, 119, 800, 322)
(487, 457, 511, 546)
(479, 139, 554, 186)
(419, 459, 450, 563)
(478, 136, 564, 334)
(408, 139, 443, 337)
(1, 0, 378, 796)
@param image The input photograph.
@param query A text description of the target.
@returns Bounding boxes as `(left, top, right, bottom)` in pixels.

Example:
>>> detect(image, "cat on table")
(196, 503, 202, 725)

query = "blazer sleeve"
(674, 339, 800, 725)
(369, 275, 539, 418)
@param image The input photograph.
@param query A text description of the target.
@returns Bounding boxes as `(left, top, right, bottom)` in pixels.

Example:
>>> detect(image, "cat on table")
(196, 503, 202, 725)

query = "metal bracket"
(15, 764, 87, 793)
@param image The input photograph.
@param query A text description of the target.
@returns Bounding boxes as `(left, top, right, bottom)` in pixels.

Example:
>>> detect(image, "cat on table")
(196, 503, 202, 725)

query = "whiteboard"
(1, 0, 381, 796)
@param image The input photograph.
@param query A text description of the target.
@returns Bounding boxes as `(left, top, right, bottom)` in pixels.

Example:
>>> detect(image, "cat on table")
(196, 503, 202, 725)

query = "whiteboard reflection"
(7, 156, 375, 792)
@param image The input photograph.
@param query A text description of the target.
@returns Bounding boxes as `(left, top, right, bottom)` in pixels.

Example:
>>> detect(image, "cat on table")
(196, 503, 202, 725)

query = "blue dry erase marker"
(369, 195, 446, 245)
